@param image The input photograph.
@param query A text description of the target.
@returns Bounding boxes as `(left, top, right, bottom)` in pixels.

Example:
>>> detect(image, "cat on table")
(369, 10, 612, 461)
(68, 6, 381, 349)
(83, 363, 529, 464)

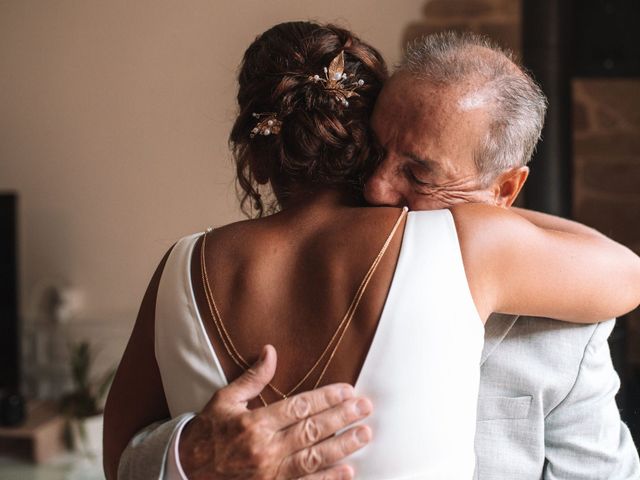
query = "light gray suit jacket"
(474, 315, 638, 479)
(118, 315, 640, 479)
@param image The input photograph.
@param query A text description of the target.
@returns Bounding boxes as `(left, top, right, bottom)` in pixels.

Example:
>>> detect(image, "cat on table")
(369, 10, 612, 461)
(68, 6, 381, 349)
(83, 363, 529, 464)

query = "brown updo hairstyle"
(230, 21, 388, 217)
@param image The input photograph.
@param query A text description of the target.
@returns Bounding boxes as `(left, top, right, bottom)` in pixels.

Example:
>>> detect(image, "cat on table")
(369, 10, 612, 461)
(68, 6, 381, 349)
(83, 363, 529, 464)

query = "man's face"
(365, 72, 497, 210)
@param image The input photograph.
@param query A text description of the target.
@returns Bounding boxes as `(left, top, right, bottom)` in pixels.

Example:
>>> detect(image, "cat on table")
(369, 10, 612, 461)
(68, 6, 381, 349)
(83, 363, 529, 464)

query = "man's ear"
(493, 166, 529, 207)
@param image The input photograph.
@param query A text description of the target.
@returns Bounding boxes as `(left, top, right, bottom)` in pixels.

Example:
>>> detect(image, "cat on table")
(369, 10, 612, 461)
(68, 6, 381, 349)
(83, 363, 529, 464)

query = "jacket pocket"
(477, 395, 532, 421)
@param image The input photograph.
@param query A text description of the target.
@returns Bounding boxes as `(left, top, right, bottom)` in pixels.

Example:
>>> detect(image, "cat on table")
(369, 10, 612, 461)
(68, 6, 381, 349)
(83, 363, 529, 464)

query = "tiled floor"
(0, 453, 104, 480)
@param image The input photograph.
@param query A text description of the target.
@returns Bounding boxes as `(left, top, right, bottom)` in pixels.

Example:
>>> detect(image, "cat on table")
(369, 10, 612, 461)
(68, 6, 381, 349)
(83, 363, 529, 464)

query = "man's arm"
(118, 414, 194, 480)
(544, 320, 640, 479)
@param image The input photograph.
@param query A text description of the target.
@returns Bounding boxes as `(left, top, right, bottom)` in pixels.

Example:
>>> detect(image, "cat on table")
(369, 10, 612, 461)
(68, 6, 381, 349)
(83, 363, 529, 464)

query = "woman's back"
(155, 204, 483, 479)
(192, 202, 409, 398)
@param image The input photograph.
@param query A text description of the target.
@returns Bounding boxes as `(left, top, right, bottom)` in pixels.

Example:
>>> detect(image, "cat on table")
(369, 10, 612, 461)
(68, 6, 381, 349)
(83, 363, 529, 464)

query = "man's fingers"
(299, 464, 354, 480)
(276, 397, 372, 455)
(207, 345, 277, 410)
(255, 383, 356, 430)
(279, 425, 372, 478)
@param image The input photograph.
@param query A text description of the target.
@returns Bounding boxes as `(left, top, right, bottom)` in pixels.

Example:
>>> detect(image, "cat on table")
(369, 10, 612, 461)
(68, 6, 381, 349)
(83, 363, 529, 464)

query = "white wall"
(0, 0, 425, 384)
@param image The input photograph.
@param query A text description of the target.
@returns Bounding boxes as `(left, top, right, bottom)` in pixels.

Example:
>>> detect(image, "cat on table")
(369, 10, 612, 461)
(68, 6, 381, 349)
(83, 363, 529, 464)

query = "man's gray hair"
(399, 31, 547, 185)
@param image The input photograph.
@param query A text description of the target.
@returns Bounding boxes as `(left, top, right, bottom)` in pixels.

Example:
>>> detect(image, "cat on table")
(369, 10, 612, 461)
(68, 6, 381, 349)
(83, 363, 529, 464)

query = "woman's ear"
(493, 166, 529, 207)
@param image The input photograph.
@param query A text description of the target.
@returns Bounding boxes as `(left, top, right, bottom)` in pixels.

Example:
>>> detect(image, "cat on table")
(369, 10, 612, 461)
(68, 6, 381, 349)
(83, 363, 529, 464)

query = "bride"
(104, 21, 640, 479)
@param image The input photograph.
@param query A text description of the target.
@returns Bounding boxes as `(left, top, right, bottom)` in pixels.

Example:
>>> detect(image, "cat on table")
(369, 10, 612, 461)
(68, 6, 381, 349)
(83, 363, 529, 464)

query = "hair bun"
(230, 22, 388, 217)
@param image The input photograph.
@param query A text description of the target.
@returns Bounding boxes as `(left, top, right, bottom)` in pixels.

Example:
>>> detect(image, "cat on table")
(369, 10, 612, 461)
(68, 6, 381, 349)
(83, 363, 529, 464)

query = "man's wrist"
(166, 413, 197, 480)
(178, 413, 216, 475)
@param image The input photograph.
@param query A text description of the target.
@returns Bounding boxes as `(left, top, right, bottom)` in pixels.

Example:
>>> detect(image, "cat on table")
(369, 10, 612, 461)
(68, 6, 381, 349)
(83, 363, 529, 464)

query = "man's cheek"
(407, 194, 455, 211)
(408, 188, 493, 211)
(456, 189, 496, 205)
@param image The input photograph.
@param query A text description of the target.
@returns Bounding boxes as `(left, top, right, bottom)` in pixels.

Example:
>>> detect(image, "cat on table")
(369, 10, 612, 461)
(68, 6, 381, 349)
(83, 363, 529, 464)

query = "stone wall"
(573, 79, 640, 366)
(403, 0, 521, 54)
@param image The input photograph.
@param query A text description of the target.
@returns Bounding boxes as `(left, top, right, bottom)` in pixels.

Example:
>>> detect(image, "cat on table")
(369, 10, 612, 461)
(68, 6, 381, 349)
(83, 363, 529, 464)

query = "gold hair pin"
(309, 51, 365, 107)
(250, 112, 282, 138)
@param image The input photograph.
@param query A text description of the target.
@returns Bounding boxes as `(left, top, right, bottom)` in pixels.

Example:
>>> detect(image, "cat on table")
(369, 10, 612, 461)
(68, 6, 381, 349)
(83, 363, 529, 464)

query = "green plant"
(59, 340, 116, 419)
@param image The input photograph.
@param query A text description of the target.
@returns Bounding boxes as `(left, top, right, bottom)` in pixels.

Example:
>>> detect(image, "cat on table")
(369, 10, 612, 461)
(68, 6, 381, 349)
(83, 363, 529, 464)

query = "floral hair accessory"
(250, 112, 282, 138)
(309, 51, 365, 107)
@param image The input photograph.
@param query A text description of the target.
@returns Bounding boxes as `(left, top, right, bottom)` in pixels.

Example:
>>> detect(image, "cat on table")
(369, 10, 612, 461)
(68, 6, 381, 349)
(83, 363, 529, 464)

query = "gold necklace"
(201, 207, 408, 405)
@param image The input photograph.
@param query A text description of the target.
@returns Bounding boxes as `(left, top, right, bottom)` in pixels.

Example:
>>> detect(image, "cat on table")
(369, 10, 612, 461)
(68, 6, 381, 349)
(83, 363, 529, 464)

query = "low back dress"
(155, 209, 484, 479)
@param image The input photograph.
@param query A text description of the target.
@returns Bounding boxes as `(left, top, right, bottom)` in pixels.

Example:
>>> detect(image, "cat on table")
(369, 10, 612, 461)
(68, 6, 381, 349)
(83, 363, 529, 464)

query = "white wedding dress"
(155, 209, 484, 479)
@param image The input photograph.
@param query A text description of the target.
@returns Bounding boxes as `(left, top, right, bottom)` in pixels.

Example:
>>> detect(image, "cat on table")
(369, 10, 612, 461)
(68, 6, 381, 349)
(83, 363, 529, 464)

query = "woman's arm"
(103, 249, 173, 480)
(509, 207, 608, 239)
(451, 203, 640, 323)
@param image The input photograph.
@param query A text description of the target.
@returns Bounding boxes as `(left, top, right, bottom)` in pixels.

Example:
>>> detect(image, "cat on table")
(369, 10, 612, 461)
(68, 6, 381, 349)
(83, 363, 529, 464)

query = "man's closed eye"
(404, 166, 435, 188)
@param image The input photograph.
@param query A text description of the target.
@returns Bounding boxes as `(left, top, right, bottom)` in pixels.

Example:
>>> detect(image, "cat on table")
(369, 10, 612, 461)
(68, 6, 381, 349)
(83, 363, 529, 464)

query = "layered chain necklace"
(200, 207, 408, 406)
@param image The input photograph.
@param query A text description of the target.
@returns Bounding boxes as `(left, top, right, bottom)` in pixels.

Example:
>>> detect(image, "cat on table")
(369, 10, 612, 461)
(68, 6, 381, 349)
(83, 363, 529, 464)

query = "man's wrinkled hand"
(179, 345, 373, 480)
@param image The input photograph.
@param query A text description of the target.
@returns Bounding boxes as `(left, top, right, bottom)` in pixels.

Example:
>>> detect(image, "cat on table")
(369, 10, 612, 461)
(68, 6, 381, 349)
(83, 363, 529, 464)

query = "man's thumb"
(225, 344, 277, 405)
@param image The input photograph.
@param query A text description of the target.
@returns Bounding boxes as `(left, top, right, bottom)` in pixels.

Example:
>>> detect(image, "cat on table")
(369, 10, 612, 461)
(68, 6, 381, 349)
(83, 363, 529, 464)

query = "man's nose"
(364, 161, 404, 207)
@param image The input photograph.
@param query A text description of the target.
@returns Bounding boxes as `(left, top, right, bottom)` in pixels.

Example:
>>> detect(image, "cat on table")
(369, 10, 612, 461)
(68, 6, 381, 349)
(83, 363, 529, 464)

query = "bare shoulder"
(206, 216, 257, 240)
(333, 206, 407, 249)
(447, 204, 537, 322)
(449, 202, 520, 228)
(202, 216, 265, 258)
(448, 203, 536, 249)
(199, 206, 407, 269)
(447, 203, 545, 264)
(212, 206, 405, 240)
(349, 206, 406, 229)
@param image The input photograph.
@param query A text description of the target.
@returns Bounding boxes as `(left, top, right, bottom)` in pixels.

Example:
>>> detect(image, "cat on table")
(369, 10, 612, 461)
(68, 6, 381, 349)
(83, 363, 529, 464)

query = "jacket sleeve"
(117, 413, 194, 480)
(543, 320, 640, 479)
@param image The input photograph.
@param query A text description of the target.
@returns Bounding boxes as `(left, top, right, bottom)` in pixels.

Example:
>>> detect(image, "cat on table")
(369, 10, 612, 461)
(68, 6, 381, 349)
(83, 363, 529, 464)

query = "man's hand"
(179, 345, 373, 480)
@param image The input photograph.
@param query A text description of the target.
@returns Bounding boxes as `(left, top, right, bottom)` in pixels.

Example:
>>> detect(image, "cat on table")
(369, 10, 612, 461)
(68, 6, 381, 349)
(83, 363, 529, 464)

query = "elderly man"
(363, 33, 640, 479)
(114, 33, 640, 479)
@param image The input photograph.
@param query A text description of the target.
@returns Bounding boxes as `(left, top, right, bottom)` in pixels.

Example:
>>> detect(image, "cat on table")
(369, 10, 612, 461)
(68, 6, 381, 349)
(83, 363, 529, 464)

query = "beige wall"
(0, 0, 424, 335)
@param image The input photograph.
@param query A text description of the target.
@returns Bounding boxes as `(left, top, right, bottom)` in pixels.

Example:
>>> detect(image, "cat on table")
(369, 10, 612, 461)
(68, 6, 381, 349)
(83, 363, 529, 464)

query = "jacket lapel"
(480, 313, 519, 365)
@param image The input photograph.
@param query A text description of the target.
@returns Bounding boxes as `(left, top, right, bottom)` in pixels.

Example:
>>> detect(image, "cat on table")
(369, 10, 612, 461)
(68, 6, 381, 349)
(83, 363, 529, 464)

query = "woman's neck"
(278, 186, 362, 212)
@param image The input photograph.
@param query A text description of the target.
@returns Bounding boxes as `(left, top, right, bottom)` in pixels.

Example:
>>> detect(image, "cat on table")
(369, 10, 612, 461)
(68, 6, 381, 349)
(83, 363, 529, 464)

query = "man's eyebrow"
(404, 151, 442, 174)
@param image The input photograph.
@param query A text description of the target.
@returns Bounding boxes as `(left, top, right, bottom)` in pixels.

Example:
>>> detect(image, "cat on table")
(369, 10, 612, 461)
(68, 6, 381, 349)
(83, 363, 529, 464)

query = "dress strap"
(200, 206, 409, 403)
(312, 206, 409, 387)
